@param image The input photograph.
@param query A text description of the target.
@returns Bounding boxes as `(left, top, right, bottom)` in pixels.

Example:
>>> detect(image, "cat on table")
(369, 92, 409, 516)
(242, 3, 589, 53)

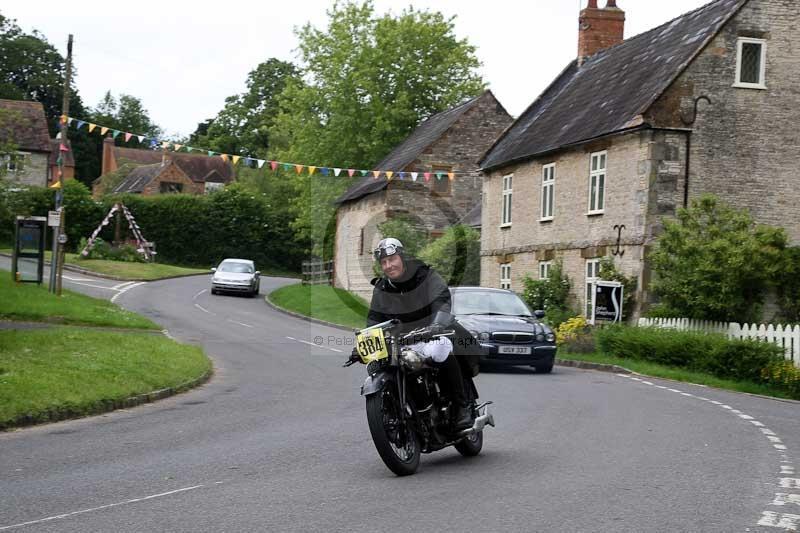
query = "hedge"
(0, 182, 306, 272)
(595, 325, 785, 383)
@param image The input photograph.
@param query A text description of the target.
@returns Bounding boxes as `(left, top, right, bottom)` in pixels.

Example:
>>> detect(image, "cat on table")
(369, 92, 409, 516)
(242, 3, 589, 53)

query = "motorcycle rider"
(356, 237, 475, 430)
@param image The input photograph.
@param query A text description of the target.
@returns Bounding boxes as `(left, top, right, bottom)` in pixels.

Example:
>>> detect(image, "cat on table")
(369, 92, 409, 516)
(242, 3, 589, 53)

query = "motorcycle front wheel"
(366, 388, 420, 476)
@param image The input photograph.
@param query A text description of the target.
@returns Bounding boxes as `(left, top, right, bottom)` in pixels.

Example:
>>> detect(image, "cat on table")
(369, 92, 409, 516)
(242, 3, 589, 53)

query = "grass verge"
(0, 274, 158, 329)
(1, 248, 207, 281)
(268, 284, 369, 330)
(0, 327, 211, 429)
(561, 350, 797, 401)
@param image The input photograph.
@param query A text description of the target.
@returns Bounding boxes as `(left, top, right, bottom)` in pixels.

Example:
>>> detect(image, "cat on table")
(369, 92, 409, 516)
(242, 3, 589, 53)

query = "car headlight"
(536, 334, 545, 342)
(478, 332, 491, 341)
(546, 333, 555, 342)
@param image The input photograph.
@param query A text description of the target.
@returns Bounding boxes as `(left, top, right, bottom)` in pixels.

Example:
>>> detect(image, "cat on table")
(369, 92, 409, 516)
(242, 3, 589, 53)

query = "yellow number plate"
(355, 329, 389, 363)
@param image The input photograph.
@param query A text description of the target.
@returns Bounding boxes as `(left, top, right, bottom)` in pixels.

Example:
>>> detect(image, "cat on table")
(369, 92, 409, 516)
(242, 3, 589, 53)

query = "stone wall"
(4, 152, 48, 187)
(648, 0, 800, 244)
(141, 164, 199, 196)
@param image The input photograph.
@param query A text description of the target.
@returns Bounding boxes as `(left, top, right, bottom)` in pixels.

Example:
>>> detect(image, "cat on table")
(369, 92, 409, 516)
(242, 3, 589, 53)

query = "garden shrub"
(761, 361, 800, 399)
(522, 260, 573, 327)
(555, 316, 595, 353)
(418, 224, 480, 286)
(595, 325, 786, 384)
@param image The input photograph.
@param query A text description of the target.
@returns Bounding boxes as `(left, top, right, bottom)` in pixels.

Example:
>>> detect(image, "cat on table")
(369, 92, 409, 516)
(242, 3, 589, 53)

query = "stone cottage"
(0, 99, 54, 187)
(478, 0, 800, 320)
(333, 90, 512, 299)
(92, 137, 234, 197)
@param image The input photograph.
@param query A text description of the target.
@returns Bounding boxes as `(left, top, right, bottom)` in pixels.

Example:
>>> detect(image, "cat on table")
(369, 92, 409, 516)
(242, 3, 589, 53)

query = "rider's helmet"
(373, 237, 404, 262)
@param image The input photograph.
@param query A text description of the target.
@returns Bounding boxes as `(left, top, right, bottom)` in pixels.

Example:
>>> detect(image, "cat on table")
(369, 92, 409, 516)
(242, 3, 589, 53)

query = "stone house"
(333, 90, 512, 299)
(92, 137, 234, 197)
(0, 99, 54, 187)
(478, 0, 799, 320)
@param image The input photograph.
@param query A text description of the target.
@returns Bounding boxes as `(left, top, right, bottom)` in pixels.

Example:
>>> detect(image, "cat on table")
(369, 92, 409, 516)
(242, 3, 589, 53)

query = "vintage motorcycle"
(344, 311, 495, 476)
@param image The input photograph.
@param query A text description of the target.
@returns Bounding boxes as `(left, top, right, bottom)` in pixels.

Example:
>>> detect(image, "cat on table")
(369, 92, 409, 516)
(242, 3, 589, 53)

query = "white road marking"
(780, 479, 800, 489)
(680, 392, 694, 397)
(194, 303, 214, 315)
(111, 282, 146, 303)
(769, 436, 784, 443)
(757, 511, 800, 530)
(193, 289, 207, 301)
(751, 420, 766, 427)
(0, 485, 204, 531)
(783, 466, 797, 475)
(286, 336, 296, 341)
(641, 380, 653, 385)
(721, 405, 733, 410)
(667, 388, 682, 393)
(227, 320, 254, 328)
(111, 281, 136, 290)
(776, 445, 789, 451)
(763, 429, 778, 436)
(64, 279, 116, 290)
(739, 414, 755, 420)
(772, 493, 800, 507)
(63, 275, 96, 282)
(285, 336, 342, 353)
(710, 400, 723, 405)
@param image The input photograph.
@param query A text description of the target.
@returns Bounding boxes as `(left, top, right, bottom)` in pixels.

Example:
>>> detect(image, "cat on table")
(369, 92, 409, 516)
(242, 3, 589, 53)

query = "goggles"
(374, 243, 400, 261)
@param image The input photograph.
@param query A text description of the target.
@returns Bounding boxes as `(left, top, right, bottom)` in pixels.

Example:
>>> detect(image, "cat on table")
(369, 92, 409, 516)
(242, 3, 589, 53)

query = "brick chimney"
(578, 0, 625, 66)
(101, 136, 116, 175)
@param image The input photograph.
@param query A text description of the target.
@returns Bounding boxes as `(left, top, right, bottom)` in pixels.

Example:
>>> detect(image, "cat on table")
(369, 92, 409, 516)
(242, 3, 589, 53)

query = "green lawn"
(0, 274, 158, 329)
(560, 350, 796, 400)
(268, 284, 369, 330)
(0, 327, 211, 429)
(1, 249, 207, 281)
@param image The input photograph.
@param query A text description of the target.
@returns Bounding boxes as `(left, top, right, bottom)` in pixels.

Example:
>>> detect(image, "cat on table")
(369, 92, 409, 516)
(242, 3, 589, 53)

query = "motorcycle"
(344, 311, 495, 476)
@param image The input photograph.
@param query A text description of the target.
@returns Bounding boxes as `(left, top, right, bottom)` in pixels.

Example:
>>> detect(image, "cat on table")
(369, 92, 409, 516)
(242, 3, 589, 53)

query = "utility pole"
(50, 34, 73, 294)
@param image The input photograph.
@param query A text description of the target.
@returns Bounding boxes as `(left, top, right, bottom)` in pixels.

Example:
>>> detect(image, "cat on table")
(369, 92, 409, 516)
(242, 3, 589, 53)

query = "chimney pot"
(587, 0, 598, 7)
(606, 0, 617, 7)
(578, 0, 625, 65)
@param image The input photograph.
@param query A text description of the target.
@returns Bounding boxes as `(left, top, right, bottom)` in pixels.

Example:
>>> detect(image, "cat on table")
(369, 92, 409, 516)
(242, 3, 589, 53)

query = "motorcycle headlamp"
(400, 349, 425, 372)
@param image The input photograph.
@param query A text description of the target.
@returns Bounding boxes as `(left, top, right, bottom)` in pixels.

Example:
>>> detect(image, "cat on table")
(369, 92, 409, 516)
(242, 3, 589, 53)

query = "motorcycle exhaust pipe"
(459, 403, 495, 437)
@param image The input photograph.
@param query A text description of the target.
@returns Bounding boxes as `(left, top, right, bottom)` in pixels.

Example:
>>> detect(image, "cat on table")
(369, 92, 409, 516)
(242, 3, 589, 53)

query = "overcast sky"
(5, 0, 712, 139)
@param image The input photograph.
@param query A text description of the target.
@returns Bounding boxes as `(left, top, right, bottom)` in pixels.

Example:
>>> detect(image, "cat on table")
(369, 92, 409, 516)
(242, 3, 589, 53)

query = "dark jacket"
(367, 257, 481, 376)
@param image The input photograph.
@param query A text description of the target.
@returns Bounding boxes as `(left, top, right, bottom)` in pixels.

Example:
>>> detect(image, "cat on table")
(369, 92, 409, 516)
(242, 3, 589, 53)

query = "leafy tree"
(418, 224, 480, 286)
(272, 1, 485, 256)
(0, 12, 98, 182)
(376, 216, 428, 257)
(191, 59, 299, 158)
(649, 194, 787, 322)
(775, 247, 800, 323)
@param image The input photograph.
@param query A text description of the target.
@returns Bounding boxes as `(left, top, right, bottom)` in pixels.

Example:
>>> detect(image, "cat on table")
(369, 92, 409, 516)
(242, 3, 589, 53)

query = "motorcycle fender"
(361, 371, 395, 397)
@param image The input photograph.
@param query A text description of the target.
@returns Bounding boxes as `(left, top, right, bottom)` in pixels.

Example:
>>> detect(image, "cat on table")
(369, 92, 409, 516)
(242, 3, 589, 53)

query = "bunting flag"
(64, 114, 474, 182)
(49, 180, 62, 189)
(59, 143, 70, 152)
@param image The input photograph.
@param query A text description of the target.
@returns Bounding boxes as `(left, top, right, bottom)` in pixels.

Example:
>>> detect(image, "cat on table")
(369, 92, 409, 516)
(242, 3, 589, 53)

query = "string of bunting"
(60, 114, 466, 182)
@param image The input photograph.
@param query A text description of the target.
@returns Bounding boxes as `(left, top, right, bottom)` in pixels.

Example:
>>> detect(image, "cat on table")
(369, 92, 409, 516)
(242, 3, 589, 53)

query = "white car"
(211, 259, 260, 297)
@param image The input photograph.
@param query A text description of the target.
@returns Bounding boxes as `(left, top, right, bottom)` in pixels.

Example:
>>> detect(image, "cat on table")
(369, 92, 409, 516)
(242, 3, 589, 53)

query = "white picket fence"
(638, 317, 800, 367)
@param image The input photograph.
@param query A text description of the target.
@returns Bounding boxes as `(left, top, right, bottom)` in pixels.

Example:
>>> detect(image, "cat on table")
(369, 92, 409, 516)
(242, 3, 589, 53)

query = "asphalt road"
(1, 266, 799, 532)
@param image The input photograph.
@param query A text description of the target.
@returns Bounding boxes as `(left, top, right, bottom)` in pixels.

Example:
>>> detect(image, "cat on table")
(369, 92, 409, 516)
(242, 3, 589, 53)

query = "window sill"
(499, 223, 512, 229)
(539, 217, 554, 223)
(587, 210, 605, 217)
(732, 82, 767, 90)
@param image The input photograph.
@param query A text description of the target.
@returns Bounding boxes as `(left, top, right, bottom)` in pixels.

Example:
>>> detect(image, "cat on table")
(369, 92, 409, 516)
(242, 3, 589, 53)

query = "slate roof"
(112, 164, 162, 193)
(480, 0, 745, 171)
(458, 202, 482, 229)
(0, 99, 52, 153)
(335, 91, 493, 205)
(113, 146, 234, 183)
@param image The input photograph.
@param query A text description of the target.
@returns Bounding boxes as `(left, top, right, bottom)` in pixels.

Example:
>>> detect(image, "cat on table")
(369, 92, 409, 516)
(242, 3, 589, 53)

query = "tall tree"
(0, 12, 97, 183)
(190, 59, 299, 158)
(272, 1, 485, 256)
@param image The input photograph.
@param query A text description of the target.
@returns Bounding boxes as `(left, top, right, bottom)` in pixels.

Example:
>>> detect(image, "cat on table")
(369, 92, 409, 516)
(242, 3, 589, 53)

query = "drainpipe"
(679, 96, 711, 208)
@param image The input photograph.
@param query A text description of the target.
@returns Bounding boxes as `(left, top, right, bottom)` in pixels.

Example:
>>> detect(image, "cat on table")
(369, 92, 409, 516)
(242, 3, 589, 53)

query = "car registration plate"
(355, 328, 389, 363)
(498, 346, 532, 355)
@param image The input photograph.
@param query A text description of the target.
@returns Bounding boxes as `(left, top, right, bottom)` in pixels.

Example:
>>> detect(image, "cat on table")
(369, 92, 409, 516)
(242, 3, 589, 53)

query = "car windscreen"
(218, 263, 253, 273)
(452, 291, 532, 316)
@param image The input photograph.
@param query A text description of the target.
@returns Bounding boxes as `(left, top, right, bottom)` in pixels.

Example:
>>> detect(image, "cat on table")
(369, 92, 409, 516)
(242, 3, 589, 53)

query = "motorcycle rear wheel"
(366, 389, 420, 476)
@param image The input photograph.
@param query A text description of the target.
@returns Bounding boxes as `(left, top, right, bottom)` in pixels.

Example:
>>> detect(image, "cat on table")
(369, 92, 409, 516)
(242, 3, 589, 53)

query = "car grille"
(491, 332, 534, 343)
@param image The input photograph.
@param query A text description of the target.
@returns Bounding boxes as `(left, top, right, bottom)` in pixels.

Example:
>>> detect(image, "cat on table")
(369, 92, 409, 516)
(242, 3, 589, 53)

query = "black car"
(450, 287, 557, 373)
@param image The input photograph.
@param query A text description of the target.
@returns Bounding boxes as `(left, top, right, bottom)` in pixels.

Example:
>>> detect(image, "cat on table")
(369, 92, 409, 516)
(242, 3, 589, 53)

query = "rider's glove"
(349, 347, 362, 364)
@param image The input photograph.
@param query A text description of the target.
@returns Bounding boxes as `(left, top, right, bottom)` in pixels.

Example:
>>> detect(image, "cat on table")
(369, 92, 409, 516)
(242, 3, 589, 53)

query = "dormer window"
(734, 37, 766, 89)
